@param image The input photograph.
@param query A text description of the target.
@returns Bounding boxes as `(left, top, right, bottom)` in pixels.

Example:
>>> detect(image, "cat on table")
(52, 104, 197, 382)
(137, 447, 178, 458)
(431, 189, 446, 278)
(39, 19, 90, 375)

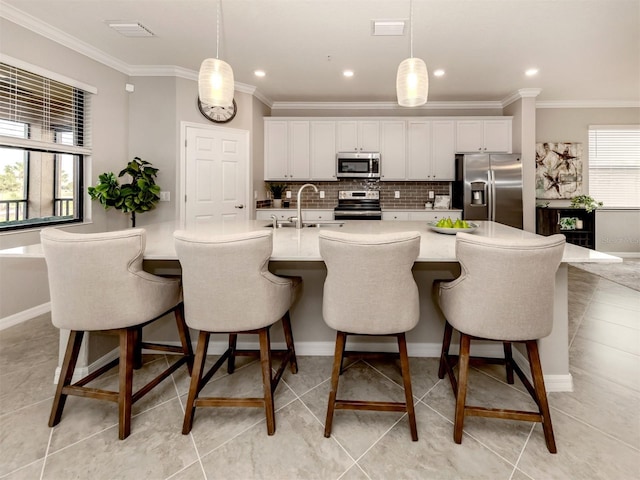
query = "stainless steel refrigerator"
(452, 154, 523, 229)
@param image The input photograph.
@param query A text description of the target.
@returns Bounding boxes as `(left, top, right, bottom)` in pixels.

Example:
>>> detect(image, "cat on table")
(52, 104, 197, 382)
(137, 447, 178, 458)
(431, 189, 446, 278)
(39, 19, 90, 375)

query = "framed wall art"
(535, 142, 583, 199)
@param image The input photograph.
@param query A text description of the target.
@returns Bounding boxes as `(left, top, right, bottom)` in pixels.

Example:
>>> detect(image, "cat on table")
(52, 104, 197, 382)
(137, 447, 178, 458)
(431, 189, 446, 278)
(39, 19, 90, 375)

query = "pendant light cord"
(409, 0, 413, 58)
(216, 0, 220, 59)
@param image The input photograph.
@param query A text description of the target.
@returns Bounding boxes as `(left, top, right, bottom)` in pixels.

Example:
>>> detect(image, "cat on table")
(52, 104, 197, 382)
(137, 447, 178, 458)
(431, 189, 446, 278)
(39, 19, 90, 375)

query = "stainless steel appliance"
(334, 190, 382, 220)
(452, 154, 523, 229)
(336, 152, 381, 179)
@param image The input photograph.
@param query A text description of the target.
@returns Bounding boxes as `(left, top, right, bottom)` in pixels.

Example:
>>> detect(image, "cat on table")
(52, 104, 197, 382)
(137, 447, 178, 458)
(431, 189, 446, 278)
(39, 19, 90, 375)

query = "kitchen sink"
(265, 220, 344, 228)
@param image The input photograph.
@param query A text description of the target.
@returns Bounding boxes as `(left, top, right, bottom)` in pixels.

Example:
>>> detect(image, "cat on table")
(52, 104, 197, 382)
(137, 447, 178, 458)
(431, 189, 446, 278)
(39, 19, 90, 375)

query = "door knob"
(234, 204, 244, 209)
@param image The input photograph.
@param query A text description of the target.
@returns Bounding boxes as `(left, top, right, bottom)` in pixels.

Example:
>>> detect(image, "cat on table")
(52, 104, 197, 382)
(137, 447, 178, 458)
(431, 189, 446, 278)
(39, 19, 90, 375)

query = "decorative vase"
(273, 199, 282, 208)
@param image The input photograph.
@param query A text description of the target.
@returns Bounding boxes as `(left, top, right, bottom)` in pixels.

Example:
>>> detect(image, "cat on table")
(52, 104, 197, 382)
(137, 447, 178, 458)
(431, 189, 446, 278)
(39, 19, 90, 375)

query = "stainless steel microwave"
(336, 152, 381, 179)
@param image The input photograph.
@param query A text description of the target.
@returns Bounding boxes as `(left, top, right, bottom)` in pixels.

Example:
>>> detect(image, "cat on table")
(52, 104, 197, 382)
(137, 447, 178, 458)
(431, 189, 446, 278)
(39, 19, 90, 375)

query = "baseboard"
(512, 348, 574, 393)
(0, 302, 51, 331)
(600, 252, 640, 258)
(53, 348, 119, 384)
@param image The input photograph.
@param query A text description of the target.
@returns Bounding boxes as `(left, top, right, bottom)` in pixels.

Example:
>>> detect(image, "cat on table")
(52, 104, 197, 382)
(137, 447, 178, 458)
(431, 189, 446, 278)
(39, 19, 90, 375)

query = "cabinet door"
(359, 121, 380, 151)
(483, 120, 512, 153)
(456, 120, 483, 153)
(380, 121, 406, 180)
(310, 121, 337, 180)
(410, 211, 461, 221)
(336, 121, 358, 151)
(264, 121, 289, 180)
(303, 210, 334, 221)
(288, 121, 310, 179)
(382, 211, 410, 221)
(407, 121, 431, 180)
(431, 120, 455, 180)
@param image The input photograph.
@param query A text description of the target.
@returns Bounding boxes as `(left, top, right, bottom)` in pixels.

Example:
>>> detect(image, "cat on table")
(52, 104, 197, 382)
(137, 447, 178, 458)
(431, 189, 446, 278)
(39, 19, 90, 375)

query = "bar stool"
(435, 232, 565, 453)
(174, 230, 300, 435)
(319, 230, 421, 441)
(41, 228, 194, 440)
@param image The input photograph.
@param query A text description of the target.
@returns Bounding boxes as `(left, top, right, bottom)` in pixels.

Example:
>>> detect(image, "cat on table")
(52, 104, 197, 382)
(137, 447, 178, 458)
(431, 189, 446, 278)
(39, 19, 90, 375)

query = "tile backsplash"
(262, 180, 451, 209)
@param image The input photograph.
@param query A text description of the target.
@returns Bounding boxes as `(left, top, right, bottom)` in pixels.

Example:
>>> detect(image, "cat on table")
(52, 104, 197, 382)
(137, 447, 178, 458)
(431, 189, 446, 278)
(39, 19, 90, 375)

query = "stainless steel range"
(333, 190, 382, 220)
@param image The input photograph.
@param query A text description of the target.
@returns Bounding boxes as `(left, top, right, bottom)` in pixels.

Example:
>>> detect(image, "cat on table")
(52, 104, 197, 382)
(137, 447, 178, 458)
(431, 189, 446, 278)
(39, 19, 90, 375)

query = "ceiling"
(2, 0, 639, 106)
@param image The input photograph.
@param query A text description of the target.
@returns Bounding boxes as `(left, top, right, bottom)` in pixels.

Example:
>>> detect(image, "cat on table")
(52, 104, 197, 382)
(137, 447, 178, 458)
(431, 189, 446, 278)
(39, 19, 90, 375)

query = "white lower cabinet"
(383, 210, 462, 221)
(256, 209, 334, 222)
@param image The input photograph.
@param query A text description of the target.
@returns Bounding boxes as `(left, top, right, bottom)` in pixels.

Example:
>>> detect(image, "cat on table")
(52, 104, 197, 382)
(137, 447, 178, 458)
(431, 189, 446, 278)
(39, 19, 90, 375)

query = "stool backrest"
(41, 228, 180, 330)
(174, 230, 293, 331)
(438, 232, 566, 341)
(319, 230, 421, 335)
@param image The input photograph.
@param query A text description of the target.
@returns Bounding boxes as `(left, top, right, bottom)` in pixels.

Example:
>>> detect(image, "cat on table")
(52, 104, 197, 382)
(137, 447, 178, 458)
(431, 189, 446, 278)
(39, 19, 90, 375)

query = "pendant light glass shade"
(396, 57, 428, 107)
(198, 58, 234, 106)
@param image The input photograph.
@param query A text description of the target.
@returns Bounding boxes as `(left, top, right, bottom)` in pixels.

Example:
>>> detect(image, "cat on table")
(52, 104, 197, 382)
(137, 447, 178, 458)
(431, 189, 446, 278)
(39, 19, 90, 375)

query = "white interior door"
(184, 125, 249, 228)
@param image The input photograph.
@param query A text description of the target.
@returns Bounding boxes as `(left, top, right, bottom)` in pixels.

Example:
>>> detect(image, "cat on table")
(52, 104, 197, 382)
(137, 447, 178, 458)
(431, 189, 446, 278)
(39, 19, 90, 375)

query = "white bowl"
(427, 221, 479, 235)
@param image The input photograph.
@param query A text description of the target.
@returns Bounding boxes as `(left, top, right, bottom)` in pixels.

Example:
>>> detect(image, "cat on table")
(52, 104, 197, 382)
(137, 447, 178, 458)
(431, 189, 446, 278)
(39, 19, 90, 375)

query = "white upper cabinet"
(456, 119, 512, 153)
(264, 120, 290, 180)
(337, 120, 380, 152)
(380, 120, 407, 180)
(289, 121, 310, 179)
(310, 121, 337, 180)
(406, 120, 455, 181)
(431, 120, 456, 180)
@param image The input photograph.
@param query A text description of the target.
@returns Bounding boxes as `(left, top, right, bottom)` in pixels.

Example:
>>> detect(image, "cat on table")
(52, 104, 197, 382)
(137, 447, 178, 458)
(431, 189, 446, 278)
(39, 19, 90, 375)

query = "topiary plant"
(88, 157, 161, 227)
(570, 195, 603, 213)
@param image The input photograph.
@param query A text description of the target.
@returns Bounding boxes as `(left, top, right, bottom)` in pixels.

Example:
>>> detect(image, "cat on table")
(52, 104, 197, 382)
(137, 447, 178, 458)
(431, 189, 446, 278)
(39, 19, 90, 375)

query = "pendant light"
(396, 0, 428, 107)
(198, 0, 234, 106)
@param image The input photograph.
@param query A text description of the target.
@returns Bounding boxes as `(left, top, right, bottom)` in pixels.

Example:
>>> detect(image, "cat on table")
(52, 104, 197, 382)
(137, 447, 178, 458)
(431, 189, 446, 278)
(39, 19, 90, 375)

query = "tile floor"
(1, 266, 638, 479)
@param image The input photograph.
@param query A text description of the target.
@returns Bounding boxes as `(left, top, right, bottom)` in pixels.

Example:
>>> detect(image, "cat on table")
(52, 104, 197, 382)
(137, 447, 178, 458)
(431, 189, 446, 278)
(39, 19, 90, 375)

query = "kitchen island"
(0, 220, 620, 392)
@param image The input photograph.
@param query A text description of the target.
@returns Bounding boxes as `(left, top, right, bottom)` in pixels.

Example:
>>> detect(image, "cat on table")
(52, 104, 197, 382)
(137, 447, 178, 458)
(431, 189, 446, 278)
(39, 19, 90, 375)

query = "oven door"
(334, 209, 382, 221)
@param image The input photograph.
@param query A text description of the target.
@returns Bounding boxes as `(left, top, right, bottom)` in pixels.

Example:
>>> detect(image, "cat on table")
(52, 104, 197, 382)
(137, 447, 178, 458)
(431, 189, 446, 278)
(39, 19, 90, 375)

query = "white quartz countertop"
(0, 220, 620, 264)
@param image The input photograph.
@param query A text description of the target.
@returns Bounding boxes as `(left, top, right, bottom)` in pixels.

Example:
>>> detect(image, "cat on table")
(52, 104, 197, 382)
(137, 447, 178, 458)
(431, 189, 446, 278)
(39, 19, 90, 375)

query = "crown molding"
(536, 100, 640, 109)
(270, 100, 505, 111)
(0, 0, 131, 75)
(501, 88, 542, 107)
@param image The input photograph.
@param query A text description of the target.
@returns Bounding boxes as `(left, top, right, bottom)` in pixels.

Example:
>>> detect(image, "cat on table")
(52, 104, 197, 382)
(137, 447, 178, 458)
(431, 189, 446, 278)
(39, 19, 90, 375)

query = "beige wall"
(0, 19, 130, 319)
(536, 107, 640, 254)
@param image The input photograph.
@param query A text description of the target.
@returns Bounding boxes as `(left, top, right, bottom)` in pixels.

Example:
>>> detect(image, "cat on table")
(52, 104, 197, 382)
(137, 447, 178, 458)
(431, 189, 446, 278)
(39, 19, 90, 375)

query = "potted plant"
(267, 183, 287, 208)
(570, 195, 603, 213)
(88, 157, 161, 227)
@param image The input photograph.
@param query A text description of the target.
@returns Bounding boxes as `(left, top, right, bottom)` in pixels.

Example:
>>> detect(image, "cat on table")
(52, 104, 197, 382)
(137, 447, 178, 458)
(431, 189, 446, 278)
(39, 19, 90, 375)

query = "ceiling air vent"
(371, 20, 405, 36)
(108, 22, 155, 37)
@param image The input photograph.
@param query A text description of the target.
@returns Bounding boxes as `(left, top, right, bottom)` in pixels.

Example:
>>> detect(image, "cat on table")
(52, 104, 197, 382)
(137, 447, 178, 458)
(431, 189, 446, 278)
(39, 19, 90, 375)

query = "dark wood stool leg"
(503, 342, 514, 384)
(174, 303, 194, 375)
(398, 333, 418, 441)
(438, 321, 453, 379)
(118, 329, 136, 440)
(325, 331, 346, 438)
(281, 311, 298, 374)
(526, 340, 557, 454)
(182, 331, 209, 434)
(259, 328, 276, 435)
(49, 330, 84, 427)
(132, 327, 143, 370)
(227, 334, 238, 374)
(454, 333, 471, 444)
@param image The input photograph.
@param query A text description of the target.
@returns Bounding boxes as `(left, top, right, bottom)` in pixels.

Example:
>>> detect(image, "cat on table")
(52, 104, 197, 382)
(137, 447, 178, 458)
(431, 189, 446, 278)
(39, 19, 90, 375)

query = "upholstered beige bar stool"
(174, 230, 300, 435)
(41, 228, 194, 440)
(435, 232, 565, 453)
(319, 230, 421, 441)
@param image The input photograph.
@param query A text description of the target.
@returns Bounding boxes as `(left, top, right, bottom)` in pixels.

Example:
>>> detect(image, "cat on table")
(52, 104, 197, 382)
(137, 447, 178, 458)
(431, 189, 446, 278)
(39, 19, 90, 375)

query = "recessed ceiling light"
(254, 70, 266, 77)
(525, 68, 539, 76)
(107, 22, 154, 37)
(433, 69, 445, 77)
(343, 70, 354, 78)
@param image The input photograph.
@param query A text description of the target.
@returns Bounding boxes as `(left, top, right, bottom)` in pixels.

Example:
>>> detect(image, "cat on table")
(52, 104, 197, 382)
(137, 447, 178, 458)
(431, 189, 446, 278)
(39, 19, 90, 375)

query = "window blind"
(588, 126, 640, 208)
(0, 62, 91, 155)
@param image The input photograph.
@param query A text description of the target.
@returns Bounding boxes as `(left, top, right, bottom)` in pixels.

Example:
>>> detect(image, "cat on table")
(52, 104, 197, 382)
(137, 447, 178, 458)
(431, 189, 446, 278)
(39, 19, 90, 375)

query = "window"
(0, 62, 91, 230)
(588, 126, 640, 208)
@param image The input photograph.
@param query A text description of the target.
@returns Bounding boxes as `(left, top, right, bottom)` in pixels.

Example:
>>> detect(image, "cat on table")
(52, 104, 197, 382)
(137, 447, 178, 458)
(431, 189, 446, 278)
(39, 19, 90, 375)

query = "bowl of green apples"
(427, 217, 478, 234)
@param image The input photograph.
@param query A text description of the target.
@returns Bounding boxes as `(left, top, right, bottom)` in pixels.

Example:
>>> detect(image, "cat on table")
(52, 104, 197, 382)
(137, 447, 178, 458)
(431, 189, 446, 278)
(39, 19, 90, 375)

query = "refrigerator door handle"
(487, 170, 495, 221)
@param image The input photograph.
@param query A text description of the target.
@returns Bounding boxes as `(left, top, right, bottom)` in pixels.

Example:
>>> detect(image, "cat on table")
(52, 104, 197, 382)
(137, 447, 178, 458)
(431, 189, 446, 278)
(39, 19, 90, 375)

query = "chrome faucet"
(270, 214, 278, 229)
(295, 183, 319, 229)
